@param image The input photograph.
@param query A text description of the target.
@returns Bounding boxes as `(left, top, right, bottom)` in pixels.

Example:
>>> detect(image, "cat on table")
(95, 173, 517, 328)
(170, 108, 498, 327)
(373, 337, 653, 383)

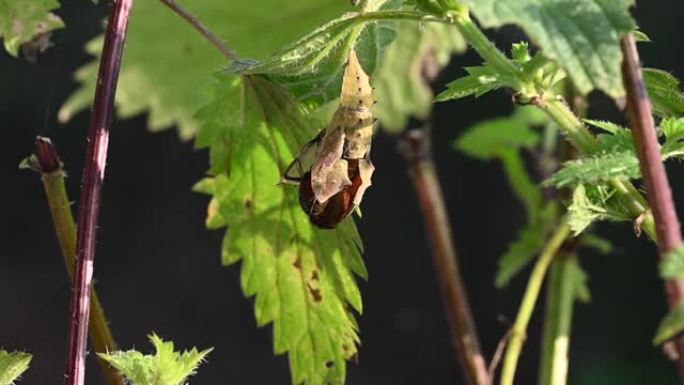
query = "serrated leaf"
(98, 334, 212, 385)
(461, 0, 635, 98)
(455, 107, 542, 159)
(435, 65, 517, 101)
(643, 68, 684, 118)
(565, 184, 630, 235)
(584, 119, 625, 134)
(546, 152, 640, 188)
(654, 301, 684, 346)
(0, 0, 63, 57)
(660, 246, 684, 280)
(0, 351, 31, 385)
(60, 0, 353, 139)
(661, 118, 684, 159)
(194, 75, 366, 385)
(373, 21, 465, 131)
(229, 1, 402, 106)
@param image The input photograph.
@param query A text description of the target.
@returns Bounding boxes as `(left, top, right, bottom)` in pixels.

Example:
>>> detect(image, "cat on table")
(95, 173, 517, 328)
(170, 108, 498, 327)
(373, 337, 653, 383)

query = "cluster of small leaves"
(0, 350, 32, 385)
(460, 0, 635, 98)
(98, 334, 211, 385)
(0, 0, 63, 57)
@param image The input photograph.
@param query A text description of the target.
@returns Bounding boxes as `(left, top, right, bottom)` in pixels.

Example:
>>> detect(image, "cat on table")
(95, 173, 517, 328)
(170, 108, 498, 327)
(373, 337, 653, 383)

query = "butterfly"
(282, 49, 375, 229)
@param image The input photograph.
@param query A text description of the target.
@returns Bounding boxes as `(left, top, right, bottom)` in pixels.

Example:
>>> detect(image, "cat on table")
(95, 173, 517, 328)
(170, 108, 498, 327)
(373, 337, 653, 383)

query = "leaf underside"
(193, 74, 367, 385)
(461, 0, 636, 98)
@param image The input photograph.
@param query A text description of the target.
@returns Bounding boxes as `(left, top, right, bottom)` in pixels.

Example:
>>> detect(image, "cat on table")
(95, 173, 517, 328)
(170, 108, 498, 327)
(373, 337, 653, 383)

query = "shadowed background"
(1, 2, 683, 384)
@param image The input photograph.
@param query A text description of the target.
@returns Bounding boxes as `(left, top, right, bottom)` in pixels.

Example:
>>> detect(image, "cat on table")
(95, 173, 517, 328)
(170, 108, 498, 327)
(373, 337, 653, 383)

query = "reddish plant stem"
(621, 34, 684, 377)
(158, 0, 238, 61)
(64, 1, 133, 385)
(400, 129, 490, 385)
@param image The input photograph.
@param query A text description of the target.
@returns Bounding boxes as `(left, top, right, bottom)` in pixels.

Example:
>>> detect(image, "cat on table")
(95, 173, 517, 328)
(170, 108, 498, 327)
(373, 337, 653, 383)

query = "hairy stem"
(538, 254, 578, 385)
(400, 129, 490, 385)
(31, 137, 122, 385)
(500, 223, 571, 385)
(158, 0, 238, 61)
(621, 34, 684, 376)
(64, 1, 133, 384)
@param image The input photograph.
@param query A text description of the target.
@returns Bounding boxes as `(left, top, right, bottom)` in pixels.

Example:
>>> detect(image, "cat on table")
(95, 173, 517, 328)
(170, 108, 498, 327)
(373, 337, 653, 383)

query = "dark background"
(2, 2, 684, 384)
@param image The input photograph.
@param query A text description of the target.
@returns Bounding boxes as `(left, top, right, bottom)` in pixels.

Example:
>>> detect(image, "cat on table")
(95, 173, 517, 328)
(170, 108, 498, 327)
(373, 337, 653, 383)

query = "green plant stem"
(499, 149, 542, 223)
(31, 138, 122, 385)
(538, 255, 578, 385)
(500, 222, 571, 385)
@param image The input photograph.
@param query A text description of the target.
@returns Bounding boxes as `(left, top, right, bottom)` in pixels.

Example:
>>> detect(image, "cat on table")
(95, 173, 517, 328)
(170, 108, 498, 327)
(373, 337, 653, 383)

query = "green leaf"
(455, 106, 543, 159)
(643, 68, 684, 118)
(566, 257, 591, 303)
(566, 184, 630, 235)
(0, 0, 63, 57)
(546, 152, 640, 188)
(98, 334, 212, 385)
(584, 119, 625, 134)
(0, 351, 32, 385)
(660, 246, 684, 280)
(193, 75, 366, 385)
(578, 233, 613, 255)
(654, 301, 684, 346)
(373, 21, 465, 131)
(229, 1, 402, 106)
(496, 217, 545, 287)
(60, 0, 353, 139)
(461, 0, 635, 98)
(661, 118, 684, 158)
(435, 65, 518, 101)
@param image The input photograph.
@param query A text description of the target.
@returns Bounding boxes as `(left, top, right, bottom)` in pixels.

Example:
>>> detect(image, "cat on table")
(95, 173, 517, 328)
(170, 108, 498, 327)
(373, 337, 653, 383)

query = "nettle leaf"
(0, 0, 63, 57)
(194, 75, 366, 385)
(654, 301, 684, 346)
(644, 68, 684, 118)
(566, 184, 630, 235)
(60, 0, 353, 139)
(435, 65, 518, 101)
(660, 246, 684, 280)
(373, 21, 465, 132)
(496, 204, 557, 287)
(461, 0, 635, 98)
(455, 107, 544, 159)
(98, 334, 212, 385)
(231, 1, 403, 106)
(0, 351, 31, 385)
(546, 151, 640, 188)
(661, 118, 684, 158)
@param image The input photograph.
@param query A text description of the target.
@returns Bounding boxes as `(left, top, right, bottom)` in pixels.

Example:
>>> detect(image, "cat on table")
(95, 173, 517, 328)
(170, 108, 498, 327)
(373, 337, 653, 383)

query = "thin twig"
(64, 1, 133, 385)
(399, 129, 490, 385)
(28, 137, 123, 385)
(621, 34, 684, 378)
(158, 0, 238, 61)
(500, 222, 571, 385)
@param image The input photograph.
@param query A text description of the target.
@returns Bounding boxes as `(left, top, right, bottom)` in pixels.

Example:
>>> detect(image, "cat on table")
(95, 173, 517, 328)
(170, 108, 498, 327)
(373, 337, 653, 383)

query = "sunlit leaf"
(435, 65, 518, 101)
(0, 350, 32, 385)
(98, 334, 211, 385)
(546, 152, 640, 188)
(0, 0, 63, 57)
(193, 75, 366, 385)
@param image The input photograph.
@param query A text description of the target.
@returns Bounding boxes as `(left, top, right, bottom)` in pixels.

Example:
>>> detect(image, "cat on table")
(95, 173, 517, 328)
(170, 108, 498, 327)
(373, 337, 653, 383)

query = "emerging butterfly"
(281, 49, 375, 229)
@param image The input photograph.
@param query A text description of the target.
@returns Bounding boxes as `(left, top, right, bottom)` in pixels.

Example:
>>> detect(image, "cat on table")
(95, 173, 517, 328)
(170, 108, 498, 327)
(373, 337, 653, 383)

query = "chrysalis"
(282, 49, 375, 229)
